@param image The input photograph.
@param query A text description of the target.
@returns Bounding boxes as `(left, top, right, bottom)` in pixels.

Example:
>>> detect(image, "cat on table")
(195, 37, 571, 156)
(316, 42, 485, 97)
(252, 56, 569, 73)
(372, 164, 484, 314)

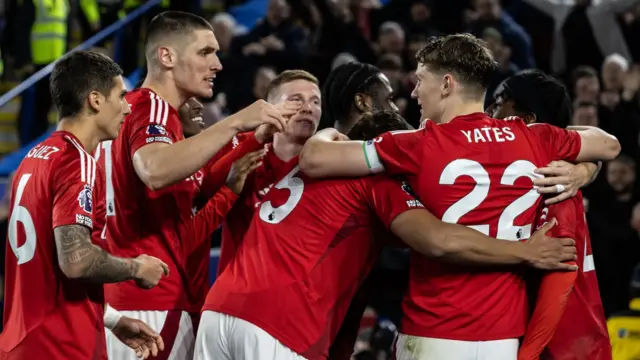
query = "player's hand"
(230, 100, 287, 133)
(133, 255, 170, 289)
(524, 218, 578, 271)
(310, 128, 350, 142)
(111, 316, 165, 359)
(253, 101, 302, 143)
(533, 161, 598, 205)
(226, 150, 265, 195)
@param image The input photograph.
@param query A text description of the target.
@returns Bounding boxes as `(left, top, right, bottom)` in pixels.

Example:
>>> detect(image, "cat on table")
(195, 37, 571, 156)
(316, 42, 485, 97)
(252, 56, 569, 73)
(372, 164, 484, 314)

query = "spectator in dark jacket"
(467, 0, 535, 69)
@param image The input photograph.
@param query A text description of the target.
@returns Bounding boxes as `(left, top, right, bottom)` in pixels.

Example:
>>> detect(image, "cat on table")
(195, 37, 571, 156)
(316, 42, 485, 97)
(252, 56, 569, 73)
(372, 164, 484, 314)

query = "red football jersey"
(204, 167, 422, 360)
(181, 186, 238, 313)
(367, 113, 582, 340)
(522, 192, 610, 360)
(96, 88, 198, 310)
(217, 141, 298, 275)
(0, 131, 107, 359)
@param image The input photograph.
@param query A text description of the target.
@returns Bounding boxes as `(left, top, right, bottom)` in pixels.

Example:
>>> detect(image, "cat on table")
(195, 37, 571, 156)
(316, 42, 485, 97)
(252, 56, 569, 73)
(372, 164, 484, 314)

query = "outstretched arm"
(299, 129, 372, 178)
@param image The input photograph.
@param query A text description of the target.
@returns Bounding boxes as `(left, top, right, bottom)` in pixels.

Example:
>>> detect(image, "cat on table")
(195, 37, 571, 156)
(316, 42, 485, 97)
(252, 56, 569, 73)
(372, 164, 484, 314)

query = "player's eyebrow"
(199, 46, 217, 54)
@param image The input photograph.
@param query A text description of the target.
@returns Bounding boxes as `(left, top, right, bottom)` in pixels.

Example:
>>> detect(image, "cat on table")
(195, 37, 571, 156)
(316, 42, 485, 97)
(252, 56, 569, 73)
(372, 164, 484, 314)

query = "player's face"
(276, 80, 322, 141)
(371, 73, 400, 113)
(97, 75, 130, 140)
(179, 97, 205, 138)
(486, 91, 521, 120)
(607, 160, 635, 193)
(411, 64, 444, 123)
(175, 29, 222, 99)
(574, 76, 599, 102)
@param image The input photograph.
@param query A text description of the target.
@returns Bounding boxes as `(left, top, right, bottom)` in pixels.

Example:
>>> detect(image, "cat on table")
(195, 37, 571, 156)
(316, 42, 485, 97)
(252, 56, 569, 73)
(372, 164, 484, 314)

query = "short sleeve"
(364, 176, 424, 228)
(528, 123, 582, 161)
(52, 150, 98, 230)
(364, 129, 425, 176)
(128, 96, 182, 155)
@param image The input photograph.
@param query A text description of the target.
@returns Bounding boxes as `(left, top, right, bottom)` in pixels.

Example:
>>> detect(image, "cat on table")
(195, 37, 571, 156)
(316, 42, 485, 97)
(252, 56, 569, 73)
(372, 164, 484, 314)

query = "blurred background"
(2, 0, 640, 358)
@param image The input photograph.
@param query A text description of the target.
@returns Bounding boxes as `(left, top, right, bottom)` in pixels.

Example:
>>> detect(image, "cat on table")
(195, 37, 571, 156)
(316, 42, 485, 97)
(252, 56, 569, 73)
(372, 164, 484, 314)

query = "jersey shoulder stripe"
(149, 92, 170, 126)
(65, 135, 97, 187)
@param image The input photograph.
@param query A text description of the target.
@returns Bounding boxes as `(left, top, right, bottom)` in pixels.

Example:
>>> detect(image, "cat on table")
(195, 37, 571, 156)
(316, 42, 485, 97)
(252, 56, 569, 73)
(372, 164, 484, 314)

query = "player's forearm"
(425, 223, 531, 265)
(299, 139, 371, 178)
(392, 210, 529, 265)
(54, 225, 138, 282)
(571, 126, 621, 162)
(135, 118, 240, 190)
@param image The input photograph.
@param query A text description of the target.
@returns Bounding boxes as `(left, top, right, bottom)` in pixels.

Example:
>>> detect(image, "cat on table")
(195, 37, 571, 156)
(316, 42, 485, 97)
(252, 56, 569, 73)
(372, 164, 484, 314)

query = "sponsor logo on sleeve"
(401, 181, 423, 208)
(145, 124, 172, 144)
(78, 184, 93, 214)
(75, 214, 93, 228)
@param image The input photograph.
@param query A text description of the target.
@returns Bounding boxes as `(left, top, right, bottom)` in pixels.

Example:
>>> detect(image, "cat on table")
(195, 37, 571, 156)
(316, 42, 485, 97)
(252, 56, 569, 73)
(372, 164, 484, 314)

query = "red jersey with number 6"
(97, 88, 199, 311)
(365, 113, 582, 340)
(0, 131, 107, 360)
(204, 166, 423, 360)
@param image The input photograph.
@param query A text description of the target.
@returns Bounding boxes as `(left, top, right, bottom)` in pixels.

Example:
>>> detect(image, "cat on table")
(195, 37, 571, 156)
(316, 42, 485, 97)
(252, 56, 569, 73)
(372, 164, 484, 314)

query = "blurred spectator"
(586, 155, 640, 316)
(466, 0, 535, 69)
(602, 53, 629, 93)
(376, 21, 405, 58)
(520, 0, 638, 75)
(483, 27, 519, 108)
(572, 100, 599, 126)
(571, 65, 600, 102)
(232, 0, 307, 71)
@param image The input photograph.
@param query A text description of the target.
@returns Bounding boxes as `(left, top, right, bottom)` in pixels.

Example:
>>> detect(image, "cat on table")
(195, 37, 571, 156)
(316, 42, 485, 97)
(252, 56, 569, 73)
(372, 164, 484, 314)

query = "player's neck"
(57, 117, 100, 153)
(273, 133, 303, 162)
(141, 75, 187, 110)
(438, 99, 485, 124)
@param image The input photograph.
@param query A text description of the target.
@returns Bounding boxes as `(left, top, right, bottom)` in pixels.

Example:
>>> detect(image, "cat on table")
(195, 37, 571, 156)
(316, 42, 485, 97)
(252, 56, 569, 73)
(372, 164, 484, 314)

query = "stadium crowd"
(1, 0, 640, 359)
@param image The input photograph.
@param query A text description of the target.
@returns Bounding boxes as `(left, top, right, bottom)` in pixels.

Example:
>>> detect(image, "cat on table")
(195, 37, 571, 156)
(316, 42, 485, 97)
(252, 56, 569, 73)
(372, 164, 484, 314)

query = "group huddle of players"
(0, 9, 624, 360)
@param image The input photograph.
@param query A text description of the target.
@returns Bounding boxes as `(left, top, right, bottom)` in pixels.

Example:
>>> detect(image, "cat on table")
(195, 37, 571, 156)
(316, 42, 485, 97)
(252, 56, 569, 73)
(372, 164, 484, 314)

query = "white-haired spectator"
(377, 21, 405, 56)
(210, 12, 247, 54)
(602, 53, 630, 92)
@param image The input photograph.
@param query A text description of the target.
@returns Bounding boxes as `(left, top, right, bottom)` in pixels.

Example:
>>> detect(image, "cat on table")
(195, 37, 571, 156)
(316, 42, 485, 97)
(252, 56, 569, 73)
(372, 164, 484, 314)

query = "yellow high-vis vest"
(31, 0, 69, 65)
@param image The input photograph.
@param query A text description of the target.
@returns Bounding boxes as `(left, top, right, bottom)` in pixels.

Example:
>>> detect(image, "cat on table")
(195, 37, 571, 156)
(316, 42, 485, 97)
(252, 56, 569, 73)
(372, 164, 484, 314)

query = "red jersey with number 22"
(367, 113, 582, 340)
(204, 166, 422, 360)
(0, 131, 107, 360)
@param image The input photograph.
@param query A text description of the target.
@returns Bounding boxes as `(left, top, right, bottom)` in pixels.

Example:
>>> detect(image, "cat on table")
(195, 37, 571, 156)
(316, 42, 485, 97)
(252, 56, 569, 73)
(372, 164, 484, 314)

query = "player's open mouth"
(192, 115, 205, 128)
(204, 77, 215, 88)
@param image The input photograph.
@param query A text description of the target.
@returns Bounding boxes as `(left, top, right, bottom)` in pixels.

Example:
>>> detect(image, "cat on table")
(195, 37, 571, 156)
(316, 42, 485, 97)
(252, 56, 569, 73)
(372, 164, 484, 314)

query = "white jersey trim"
(65, 136, 97, 187)
(149, 92, 169, 126)
(363, 141, 385, 174)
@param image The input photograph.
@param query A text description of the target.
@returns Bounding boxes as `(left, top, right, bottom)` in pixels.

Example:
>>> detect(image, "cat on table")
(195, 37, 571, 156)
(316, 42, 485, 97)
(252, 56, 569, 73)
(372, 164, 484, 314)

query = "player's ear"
(523, 113, 537, 125)
(354, 93, 373, 113)
(441, 73, 454, 97)
(87, 90, 102, 113)
(157, 46, 176, 69)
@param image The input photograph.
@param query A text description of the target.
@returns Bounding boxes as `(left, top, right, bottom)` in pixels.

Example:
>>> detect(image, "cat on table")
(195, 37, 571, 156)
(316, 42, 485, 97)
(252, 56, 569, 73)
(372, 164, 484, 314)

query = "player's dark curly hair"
(320, 62, 385, 130)
(416, 33, 498, 96)
(503, 69, 572, 127)
(50, 51, 123, 118)
(347, 110, 413, 141)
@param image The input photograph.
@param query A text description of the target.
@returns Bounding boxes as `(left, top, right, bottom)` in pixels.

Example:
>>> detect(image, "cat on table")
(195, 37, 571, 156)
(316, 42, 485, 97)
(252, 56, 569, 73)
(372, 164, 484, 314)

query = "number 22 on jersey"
(440, 159, 542, 241)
